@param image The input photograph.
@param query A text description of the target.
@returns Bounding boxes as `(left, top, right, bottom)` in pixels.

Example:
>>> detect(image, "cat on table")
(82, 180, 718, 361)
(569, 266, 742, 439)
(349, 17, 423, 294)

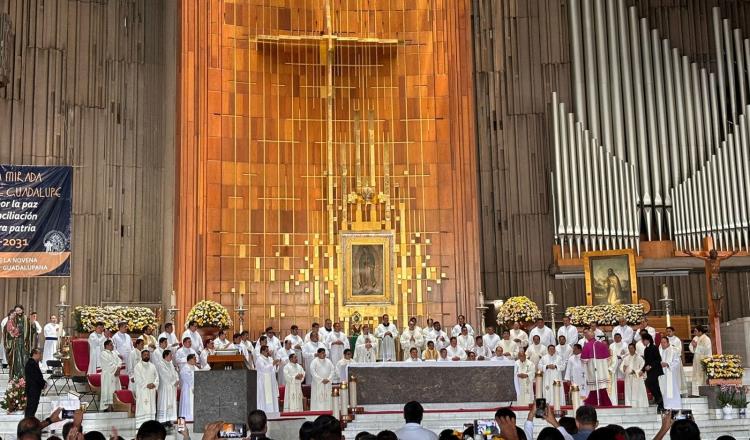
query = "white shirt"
(612, 325, 634, 344)
(181, 329, 204, 352)
(529, 326, 555, 347)
(482, 333, 501, 351)
(451, 323, 475, 337)
(214, 337, 232, 350)
(113, 331, 134, 361)
(158, 331, 179, 348)
(394, 422, 439, 440)
(557, 324, 579, 346)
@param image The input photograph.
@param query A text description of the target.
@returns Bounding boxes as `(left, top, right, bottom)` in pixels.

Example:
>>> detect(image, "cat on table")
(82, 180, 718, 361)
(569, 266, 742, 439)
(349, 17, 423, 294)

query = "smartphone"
(218, 423, 247, 439)
(681, 409, 693, 421)
(474, 419, 498, 439)
(62, 409, 75, 420)
(535, 398, 547, 419)
(176, 417, 185, 433)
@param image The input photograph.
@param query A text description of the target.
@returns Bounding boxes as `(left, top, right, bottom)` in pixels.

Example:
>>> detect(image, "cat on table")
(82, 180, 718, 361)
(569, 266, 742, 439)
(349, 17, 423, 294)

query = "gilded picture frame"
(583, 249, 638, 306)
(341, 232, 395, 305)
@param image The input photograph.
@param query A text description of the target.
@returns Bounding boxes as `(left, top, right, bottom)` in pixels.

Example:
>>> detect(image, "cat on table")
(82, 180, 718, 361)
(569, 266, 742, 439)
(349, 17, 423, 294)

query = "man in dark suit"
(640, 332, 664, 412)
(24, 348, 46, 418)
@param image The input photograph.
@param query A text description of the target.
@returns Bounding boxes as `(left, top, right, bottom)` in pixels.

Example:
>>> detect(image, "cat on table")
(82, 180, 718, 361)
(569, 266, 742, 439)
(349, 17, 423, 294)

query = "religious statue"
(605, 268, 624, 305)
(3, 305, 37, 380)
(685, 248, 738, 302)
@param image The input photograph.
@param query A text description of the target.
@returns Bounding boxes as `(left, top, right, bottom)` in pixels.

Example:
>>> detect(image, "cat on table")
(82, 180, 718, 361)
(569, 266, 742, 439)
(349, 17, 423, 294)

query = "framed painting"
(341, 232, 395, 305)
(583, 249, 638, 306)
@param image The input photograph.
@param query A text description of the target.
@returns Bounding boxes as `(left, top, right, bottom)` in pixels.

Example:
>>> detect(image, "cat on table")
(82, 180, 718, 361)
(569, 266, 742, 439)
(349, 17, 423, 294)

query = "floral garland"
(496, 296, 542, 324)
(186, 300, 233, 329)
(1, 377, 27, 412)
(565, 304, 644, 326)
(74, 306, 157, 333)
(702, 354, 744, 380)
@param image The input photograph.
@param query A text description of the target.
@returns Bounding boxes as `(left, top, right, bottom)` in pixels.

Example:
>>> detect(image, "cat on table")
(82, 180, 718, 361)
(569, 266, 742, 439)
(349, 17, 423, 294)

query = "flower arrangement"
(496, 296, 542, 324)
(74, 306, 157, 333)
(1, 377, 27, 412)
(565, 304, 644, 326)
(186, 300, 232, 329)
(702, 354, 744, 380)
(716, 384, 748, 408)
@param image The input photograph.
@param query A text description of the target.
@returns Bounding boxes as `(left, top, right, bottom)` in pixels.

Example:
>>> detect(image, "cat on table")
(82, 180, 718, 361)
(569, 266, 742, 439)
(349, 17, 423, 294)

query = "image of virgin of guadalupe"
(352, 245, 382, 295)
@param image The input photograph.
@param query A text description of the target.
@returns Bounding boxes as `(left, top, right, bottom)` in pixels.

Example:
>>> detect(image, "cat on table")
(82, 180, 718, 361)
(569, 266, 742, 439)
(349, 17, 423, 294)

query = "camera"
(535, 398, 547, 419)
(176, 417, 186, 433)
(218, 423, 247, 438)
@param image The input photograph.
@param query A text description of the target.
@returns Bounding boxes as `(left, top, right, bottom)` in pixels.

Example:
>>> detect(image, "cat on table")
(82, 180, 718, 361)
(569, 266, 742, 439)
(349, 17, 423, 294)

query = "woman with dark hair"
(639, 332, 664, 412)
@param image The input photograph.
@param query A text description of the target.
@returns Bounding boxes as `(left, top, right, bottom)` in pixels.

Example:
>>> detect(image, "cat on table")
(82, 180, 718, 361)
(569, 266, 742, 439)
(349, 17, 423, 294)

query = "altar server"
(256, 345, 280, 413)
(525, 335, 546, 366)
(608, 333, 628, 403)
(581, 330, 612, 406)
(510, 321, 529, 348)
(134, 350, 159, 425)
(456, 326, 475, 352)
(422, 341, 438, 361)
(156, 349, 179, 423)
(539, 345, 565, 408)
(354, 325, 378, 363)
(557, 317, 579, 347)
(174, 337, 197, 371)
(555, 336, 572, 375)
(451, 315, 475, 337)
(437, 348, 450, 362)
(127, 338, 145, 394)
(87, 322, 107, 374)
(302, 332, 328, 385)
(310, 348, 334, 411)
(158, 323, 180, 350)
(529, 318, 555, 347)
(689, 325, 712, 396)
(99, 340, 121, 412)
(42, 315, 63, 368)
(181, 321, 203, 353)
(659, 337, 682, 410)
(498, 330, 519, 360)
(375, 314, 399, 361)
(620, 343, 648, 408)
(613, 317, 634, 344)
(514, 350, 535, 406)
(283, 353, 305, 412)
(472, 335, 492, 360)
(179, 354, 197, 421)
(425, 321, 449, 350)
(113, 321, 134, 362)
(446, 337, 467, 361)
(565, 344, 588, 402)
(335, 349, 354, 382)
(665, 326, 687, 394)
(400, 318, 424, 358)
(405, 347, 422, 362)
(482, 326, 501, 352)
(325, 322, 350, 366)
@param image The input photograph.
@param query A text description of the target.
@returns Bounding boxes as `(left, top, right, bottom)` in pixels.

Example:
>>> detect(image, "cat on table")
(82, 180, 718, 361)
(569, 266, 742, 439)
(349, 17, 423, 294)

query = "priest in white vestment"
(659, 337, 682, 410)
(174, 337, 198, 371)
(613, 317, 634, 344)
(199, 339, 215, 370)
(514, 351, 535, 406)
(498, 330, 519, 360)
(689, 325, 712, 396)
(99, 340, 121, 411)
(525, 335, 546, 366)
(437, 348, 451, 362)
(335, 349, 353, 382)
(510, 322, 529, 348)
(665, 326, 687, 394)
(141, 326, 157, 353)
(256, 346, 280, 413)
(557, 317, 579, 347)
(472, 336, 492, 360)
(42, 315, 63, 368)
(325, 322, 350, 366)
(354, 330, 378, 363)
(620, 343, 648, 407)
(156, 349, 179, 423)
(133, 350, 159, 425)
(284, 325, 304, 360)
(310, 349, 334, 411)
(399, 319, 425, 359)
(539, 345, 565, 407)
(179, 354, 197, 421)
(529, 318, 555, 347)
(275, 340, 295, 386)
(456, 326, 475, 352)
(154, 338, 168, 366)
(632, 319, 656, 344)
(181, 321, 204, 353)
(113, 322, 134, 363)
(127, 339, 145, 395)
(446, 337, 467, 361)
(482, 326, 501, 352)
(302, 333, 328, 385)
(87, 322, 107, 374)
(451, 315, 475, 337)
(304, 322, 321, 343)
(158, 323, 180, 350)
(405, 347, 422, 362)
(240, 331, 255, 368)
(375, 314, 399, 361)
(214, 331, 232, 350)
(608, 333, 628, 404)
(425, 321, 449, 350)
(564, 344, 588, 402)
(555, 336, 572, 376)
(283, 353, 305, 412)
(318, 320, 334, 343)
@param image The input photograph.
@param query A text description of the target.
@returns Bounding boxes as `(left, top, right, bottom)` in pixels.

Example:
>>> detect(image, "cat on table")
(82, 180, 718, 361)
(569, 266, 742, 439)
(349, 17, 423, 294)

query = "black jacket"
(24, 358, 46, 393)
(641, 344, 663, 378)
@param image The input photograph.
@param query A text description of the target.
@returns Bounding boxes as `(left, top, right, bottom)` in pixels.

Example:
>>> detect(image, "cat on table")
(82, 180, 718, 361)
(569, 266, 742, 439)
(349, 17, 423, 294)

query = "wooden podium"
(207, 354, 246, 370)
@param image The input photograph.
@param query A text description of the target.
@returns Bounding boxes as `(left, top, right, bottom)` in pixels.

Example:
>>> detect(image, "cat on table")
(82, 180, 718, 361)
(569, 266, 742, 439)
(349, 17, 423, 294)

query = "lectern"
(207, 354, 246, 370)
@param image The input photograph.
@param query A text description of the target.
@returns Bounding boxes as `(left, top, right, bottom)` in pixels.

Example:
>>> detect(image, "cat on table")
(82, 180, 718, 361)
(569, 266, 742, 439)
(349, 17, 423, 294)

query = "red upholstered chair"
(563, 381, 571, 404)
(278, 385, 286, 408)
(119, 374, 130, 389)
(617, 379, 625, 405)
(87, 374, 102, 411)
(70, 339, 90, 377)
(654, 332, 662, 347)
(113, 390, 135, 418)
(302, 384, 312, 410)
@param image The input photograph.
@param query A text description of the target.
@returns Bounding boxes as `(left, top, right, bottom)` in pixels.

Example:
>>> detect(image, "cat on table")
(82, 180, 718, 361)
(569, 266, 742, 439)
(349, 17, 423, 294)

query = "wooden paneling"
(0, 0, 176, 324)
(473, 0, 750, 322)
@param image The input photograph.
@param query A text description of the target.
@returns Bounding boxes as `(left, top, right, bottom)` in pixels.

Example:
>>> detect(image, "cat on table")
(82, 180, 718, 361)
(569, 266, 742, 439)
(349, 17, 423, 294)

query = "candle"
(535, 372, 544, 399)
(59, 285, 67, 305)
(170, 290, 176, 308)
(332, 387, 341, 418)
(661, 284, 669, 300)
(548, 290, 555, 305)
(349, 376, 358, 408)
(340, 382, 349, 413)
(571, 385, 581, 412)
(238, 292, 244, 310)
(552, 380, 561, 411)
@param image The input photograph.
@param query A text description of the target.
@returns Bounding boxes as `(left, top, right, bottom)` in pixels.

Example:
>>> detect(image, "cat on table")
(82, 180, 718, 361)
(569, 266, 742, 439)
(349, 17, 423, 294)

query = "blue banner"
(0, 165, 72, 277)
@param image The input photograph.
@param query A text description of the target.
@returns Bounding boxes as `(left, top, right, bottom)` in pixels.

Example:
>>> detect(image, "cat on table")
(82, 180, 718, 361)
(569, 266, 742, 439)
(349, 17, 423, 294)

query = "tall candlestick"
(170, 290, 176, 308)
(238, 292, 243, 310)
(59, 285, 67, 305)
(661, 284, 669, 300)
(535, 372, 544, 399)
(548, 290, 555, 305)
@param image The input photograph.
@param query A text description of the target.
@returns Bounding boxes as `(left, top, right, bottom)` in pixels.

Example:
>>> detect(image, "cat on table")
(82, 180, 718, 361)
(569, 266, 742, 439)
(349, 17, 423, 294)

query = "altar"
(348, 362, 516, 405)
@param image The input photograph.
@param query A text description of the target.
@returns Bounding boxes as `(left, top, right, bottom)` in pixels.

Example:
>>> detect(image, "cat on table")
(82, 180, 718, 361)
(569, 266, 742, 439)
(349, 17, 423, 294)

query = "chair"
(617, 379, 625, 404)
(70, 339, 90, 377)
(113, 390, 135, 418)
(278, 385, 286, 408)
(44, 360, 72, 396)
(302, 384, 312, 410)
(119, 374, 130, 389)
(87, 374, 102, 411)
